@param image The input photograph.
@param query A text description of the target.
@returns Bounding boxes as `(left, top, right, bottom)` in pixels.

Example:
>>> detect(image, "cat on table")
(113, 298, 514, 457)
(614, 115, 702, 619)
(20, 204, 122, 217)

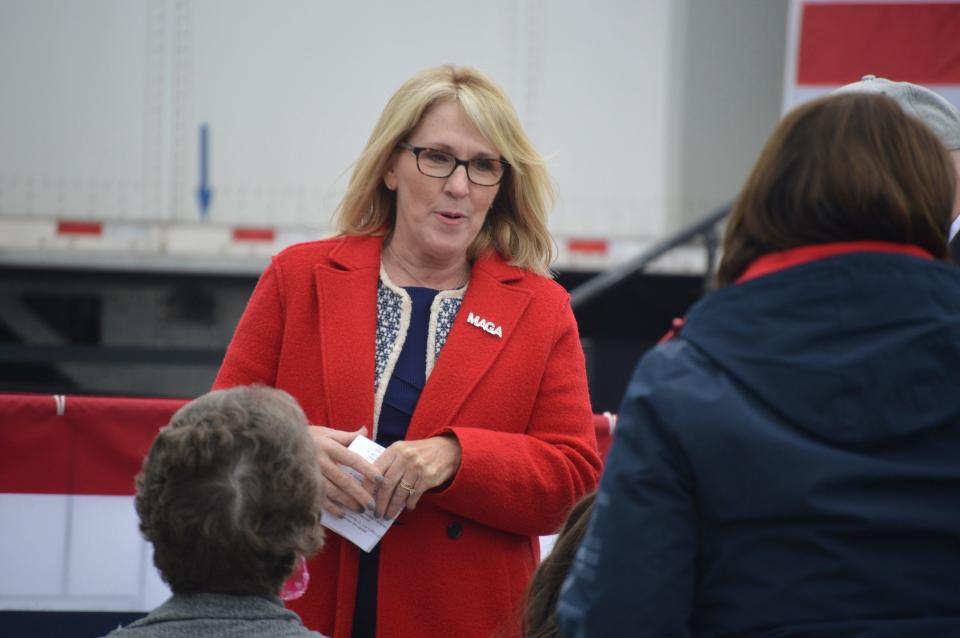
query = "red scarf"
(659, 241, 934, 343)
(736, 241, 932, 284)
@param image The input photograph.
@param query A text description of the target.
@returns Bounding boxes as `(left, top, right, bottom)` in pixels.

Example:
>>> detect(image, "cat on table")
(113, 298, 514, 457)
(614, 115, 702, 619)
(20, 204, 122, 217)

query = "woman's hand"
(373, 435, 462, 519)
(309, 426, 384, 518)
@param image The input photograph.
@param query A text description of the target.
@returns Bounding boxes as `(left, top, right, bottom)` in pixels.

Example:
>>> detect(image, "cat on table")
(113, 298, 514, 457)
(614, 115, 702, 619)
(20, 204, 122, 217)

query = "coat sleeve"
(212, 260, 285, 389)
(556, 346, 697, 638)
(429, 299, 603, 537)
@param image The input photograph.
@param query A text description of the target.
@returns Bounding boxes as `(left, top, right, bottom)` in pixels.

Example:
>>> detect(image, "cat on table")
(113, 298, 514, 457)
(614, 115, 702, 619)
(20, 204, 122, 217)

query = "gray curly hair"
(135, 385, 324, 597)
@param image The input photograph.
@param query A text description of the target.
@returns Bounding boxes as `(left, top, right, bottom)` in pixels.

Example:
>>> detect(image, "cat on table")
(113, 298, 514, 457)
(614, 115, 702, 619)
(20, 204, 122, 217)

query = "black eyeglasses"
(398, 142, 508, 186)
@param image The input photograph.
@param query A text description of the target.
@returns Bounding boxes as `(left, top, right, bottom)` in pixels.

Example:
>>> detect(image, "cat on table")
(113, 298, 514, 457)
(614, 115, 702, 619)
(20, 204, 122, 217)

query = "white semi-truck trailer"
(0, 0, 710, 275)
(0, 0, 790, 401)
(22, 0, 956, 403)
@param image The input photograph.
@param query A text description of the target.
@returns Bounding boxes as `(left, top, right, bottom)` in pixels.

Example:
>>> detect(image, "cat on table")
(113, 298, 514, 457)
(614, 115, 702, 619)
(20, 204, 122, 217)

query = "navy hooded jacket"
(558, 247, 960, 638)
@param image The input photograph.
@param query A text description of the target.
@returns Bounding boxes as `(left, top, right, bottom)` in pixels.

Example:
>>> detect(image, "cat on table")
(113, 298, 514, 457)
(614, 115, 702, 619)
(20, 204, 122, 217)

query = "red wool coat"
(214, 235, 601, 638)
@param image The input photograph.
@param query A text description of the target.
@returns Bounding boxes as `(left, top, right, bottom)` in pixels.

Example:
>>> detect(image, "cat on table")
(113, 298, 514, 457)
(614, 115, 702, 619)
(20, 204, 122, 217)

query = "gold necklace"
(386, 245, 469, 290)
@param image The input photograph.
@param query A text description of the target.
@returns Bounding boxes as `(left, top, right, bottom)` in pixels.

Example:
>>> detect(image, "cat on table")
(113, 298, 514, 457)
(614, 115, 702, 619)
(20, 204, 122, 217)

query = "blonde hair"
(335, 65, 556, 275)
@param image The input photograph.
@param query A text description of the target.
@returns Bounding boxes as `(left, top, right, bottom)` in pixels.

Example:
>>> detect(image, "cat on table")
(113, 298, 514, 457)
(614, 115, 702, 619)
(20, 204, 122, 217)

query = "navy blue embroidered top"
(376, 286, 438, 446)
(354, 286, 438, 638)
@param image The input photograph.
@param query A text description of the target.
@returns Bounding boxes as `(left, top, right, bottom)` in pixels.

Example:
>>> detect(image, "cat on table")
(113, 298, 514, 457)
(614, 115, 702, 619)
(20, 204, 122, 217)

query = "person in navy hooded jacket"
(558, 92, 960, 638)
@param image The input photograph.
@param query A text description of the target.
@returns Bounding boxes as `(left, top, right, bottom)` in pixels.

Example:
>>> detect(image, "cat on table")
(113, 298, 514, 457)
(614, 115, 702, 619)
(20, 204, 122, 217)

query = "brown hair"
(335, 64, 556, 275)
(521, 492, 597, 638)
(135, 385, 324, 598)
(717, 92, 956, 286)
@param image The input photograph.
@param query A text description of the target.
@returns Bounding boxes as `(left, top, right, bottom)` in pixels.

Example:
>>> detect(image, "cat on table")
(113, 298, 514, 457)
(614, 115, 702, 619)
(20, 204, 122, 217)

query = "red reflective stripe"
(737, 241, 934, 284)
(232, 227, 275, 242)
(798, 3, 960, 85)
(568, 239, 608, 254)
(57, 221, 102, 236)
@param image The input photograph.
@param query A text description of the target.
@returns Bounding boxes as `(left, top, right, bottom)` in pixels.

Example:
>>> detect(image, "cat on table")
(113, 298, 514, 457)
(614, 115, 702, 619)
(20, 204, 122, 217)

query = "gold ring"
(399, 479, 416, 494)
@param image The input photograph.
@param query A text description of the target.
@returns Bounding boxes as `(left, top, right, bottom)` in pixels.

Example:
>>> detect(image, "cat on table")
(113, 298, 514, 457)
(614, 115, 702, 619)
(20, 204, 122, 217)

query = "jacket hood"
(680, 252, 960, 447)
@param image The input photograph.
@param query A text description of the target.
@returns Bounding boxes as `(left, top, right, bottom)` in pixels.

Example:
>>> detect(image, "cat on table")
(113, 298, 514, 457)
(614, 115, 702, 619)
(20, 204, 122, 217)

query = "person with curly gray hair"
(106, 385, 328, 638)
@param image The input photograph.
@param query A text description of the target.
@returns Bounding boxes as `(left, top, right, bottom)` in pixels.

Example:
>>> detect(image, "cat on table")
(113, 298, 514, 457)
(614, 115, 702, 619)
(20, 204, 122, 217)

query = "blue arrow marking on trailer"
(196, 123, 213, 218)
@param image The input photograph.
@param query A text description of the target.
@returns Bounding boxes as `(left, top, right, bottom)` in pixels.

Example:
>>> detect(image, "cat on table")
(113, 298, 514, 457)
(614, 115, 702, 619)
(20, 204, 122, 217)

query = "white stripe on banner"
(0, 493, 169, 611)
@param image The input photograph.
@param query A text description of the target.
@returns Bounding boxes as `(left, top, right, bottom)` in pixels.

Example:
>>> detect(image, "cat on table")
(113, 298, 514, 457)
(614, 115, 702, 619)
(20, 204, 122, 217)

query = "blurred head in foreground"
(136, 385, 325, 598)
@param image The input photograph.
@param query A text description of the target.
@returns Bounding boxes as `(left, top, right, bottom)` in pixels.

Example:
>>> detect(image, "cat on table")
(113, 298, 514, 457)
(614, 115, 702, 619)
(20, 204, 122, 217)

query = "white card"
(319, 435, 396, 552)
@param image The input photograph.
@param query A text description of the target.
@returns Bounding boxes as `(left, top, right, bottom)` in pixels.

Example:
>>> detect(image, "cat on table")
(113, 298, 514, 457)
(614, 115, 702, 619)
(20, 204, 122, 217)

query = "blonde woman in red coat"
(214, 65, 602, 638)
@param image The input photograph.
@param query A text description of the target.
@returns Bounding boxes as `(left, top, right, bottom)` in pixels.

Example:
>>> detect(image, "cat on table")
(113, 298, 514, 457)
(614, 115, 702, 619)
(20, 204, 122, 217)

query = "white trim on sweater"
(373, 265, 467, 434)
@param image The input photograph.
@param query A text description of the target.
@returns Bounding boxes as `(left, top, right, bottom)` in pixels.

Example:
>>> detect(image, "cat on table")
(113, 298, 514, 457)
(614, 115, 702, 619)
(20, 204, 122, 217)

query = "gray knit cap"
(835, 75, 960, 151)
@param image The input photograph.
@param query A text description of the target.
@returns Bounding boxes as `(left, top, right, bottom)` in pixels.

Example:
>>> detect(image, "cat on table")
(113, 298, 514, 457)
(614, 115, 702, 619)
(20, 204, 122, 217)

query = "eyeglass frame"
(396, 141, 509, 186)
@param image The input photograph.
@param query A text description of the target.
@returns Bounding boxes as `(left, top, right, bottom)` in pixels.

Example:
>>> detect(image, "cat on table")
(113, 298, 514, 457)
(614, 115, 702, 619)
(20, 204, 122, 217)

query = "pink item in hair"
(280, 555, 310, 601)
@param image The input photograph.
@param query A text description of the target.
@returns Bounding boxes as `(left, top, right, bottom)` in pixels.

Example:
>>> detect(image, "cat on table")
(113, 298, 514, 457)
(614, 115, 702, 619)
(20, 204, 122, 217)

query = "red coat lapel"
(313, 235, 382, 430)
(407, 253, 531, 440)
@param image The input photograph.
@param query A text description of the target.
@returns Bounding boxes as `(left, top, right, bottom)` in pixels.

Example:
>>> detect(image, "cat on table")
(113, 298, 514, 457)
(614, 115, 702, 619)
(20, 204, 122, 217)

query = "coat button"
(447, 521, 463, 540)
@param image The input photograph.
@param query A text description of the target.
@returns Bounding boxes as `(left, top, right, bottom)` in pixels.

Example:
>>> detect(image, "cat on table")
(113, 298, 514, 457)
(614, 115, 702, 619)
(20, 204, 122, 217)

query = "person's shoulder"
(273, 236, 344, 266)
(631, 338, 719, 398)
(476, 253, 569, 302)
(272, 233, 383, 272)
(522, 269, 570, 299)
(270, 617, 329, 638)
(285, 626, 329, 638)
(99, 609, 154, 636)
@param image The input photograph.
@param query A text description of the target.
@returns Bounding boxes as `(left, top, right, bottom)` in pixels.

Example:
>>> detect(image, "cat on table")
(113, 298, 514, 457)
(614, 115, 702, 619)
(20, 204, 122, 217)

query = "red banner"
(798, 3, 960, 85)
(0, 394, 185, 495)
